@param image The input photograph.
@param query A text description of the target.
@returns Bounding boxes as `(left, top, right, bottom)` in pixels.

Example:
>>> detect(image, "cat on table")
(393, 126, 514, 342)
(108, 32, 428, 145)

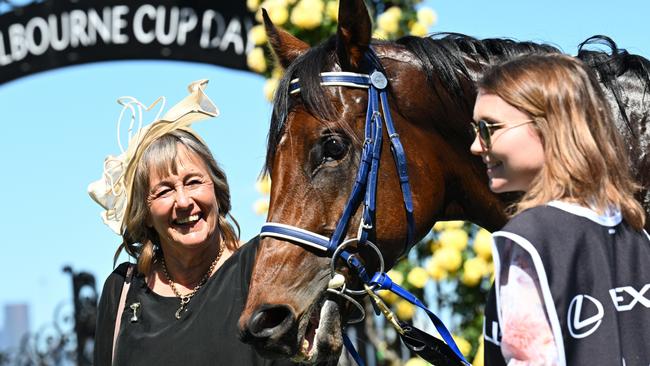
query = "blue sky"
(1, 0, 648, 338)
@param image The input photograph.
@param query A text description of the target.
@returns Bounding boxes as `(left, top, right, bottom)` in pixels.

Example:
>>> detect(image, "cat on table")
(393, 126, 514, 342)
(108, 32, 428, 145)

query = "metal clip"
(364, 285, 404, 335)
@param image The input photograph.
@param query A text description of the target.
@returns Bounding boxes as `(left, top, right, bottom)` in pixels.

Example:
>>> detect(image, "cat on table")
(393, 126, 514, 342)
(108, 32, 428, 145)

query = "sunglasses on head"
(470, 119, 534, 149)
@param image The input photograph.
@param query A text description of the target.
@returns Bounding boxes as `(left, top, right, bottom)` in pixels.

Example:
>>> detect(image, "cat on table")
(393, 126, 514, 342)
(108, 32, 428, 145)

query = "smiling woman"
(88, 80, 296, 366)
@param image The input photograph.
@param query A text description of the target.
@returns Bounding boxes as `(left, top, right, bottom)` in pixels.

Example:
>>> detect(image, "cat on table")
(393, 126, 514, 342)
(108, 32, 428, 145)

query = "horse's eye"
(322, 137, 347, 161)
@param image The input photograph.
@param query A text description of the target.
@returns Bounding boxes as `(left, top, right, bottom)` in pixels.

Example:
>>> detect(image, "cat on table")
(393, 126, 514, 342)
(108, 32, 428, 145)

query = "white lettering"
(155, 6, 178, 46)
(484, 320, 501, 346)
(176, 7, 197, 46)
(69, 9, 89, 47)
(0, 32, 12, 66)
(49, 13, 70, 51)
(111, 5, 129, 44)
(219, 17, 244, 54)
(87, 8, 111, 44)
(8, 23, 27, 61)
(133, 5, 156, 44)
(25, 17, 49, 56)
(609, 284, 650, 311)
(200, 10, 224, 49)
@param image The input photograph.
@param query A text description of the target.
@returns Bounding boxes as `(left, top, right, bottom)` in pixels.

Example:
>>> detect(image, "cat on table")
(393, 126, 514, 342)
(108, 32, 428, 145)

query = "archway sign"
(0, 0, 255, 84)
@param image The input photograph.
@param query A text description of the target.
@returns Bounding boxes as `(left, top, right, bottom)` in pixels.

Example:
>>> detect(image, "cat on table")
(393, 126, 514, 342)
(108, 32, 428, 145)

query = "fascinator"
(88, 80, 219, 235)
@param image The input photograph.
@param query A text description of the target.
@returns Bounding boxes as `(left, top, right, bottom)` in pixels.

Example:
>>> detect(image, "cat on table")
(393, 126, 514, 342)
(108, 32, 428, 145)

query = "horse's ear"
(262, 9, 309, 69)
(336, 0, 372, 71)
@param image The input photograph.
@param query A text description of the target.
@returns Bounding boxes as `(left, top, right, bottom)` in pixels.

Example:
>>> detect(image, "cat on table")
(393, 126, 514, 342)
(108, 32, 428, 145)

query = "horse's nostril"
(247, 304, 294, 339)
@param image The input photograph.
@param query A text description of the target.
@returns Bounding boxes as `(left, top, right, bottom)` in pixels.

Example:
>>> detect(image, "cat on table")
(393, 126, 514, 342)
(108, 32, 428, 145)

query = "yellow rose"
(255, 175, 272, 194)
(263, 77, 279, 102)
(452, 334, 472, 356)
(301, 0, 325, 12)
(439, 228, 469, 251)
(433, 246, 462, 272)
(387, 269, 404, 286)
(384, 6, 402, 19)
(417, 7, 437, 27)
(253, 198, 269, 215)
(249, 25, 267, 46)
(433, 220, 465, 231)
(272, 67, 283, 79)
(409, 22, 428, 37)
(473, 228, 493, 260)
(461, 257, 488, 287)
(377, 289, 398, 304)
(257, 0, 289, 25)
(377, 7, 401, 34)
(406, 267, 429, 289)
(395, 299, 415, 320)
(247, 0, 261, 11)
(290, 1, 323, 30)
(372, 29, 388, 40)
(426, 258, 448, 281)
(404, 358, 429, 366)
(247, 47, 267, 73)
(325, 0, 339, 21)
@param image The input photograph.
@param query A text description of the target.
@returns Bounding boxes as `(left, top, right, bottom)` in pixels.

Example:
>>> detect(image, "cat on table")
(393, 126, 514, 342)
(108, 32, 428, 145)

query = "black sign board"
(0, 0, 256, 84)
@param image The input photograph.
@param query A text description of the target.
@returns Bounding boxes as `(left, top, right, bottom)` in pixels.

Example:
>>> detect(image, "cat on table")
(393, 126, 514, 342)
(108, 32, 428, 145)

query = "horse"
(238, 0, 650, 363)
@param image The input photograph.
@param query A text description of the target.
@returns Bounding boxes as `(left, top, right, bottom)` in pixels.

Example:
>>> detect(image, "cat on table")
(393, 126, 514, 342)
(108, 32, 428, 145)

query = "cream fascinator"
(88, 80, 219, 235)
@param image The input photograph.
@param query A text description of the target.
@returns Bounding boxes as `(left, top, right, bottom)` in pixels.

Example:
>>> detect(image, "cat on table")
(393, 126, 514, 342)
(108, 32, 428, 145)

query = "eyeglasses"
(470, 119, 534, 149)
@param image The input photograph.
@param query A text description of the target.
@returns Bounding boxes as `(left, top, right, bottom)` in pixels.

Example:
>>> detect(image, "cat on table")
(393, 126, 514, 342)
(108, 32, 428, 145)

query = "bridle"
(259, 48, 470, 366)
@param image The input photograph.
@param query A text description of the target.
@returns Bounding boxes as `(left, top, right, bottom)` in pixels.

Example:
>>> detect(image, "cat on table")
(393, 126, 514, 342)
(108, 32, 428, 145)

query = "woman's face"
(470, 92, 545, 193)
(146, 145, 219, 251)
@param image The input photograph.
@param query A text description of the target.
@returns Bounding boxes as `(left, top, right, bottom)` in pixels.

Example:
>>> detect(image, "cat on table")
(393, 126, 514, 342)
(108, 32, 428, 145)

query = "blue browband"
(260, 49, 470, 366)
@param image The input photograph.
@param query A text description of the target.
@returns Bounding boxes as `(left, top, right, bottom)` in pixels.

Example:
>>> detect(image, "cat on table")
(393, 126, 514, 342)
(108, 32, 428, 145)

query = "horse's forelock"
(264, 37, 347, 175)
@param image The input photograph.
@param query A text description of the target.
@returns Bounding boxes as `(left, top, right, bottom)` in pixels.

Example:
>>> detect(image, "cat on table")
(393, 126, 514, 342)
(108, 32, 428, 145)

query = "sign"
(0, 0, 256, 84)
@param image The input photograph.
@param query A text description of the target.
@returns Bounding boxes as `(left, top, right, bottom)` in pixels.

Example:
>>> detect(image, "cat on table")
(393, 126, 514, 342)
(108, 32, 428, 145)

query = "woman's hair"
(478, 53, 645, 229)
(115, 129, 240, 275)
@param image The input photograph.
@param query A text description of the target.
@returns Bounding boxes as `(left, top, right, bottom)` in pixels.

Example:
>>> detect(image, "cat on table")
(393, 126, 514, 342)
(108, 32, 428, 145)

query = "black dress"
(94, 237, 296, 366)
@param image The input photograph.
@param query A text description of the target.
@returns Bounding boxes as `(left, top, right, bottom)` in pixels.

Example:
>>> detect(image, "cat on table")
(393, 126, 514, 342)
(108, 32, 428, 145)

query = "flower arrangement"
(245, 0, 438, 101)
(377, 221, 492, 364)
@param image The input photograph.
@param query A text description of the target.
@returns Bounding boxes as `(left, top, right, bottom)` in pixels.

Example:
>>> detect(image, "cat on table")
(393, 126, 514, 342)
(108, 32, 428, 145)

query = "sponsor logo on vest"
(609, 284, 650, 312)
(567, 294, 604, 339)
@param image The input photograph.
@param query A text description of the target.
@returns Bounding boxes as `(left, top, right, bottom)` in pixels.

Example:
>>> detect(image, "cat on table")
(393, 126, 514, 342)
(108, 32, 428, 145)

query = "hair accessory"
(88, 80, 219, 235)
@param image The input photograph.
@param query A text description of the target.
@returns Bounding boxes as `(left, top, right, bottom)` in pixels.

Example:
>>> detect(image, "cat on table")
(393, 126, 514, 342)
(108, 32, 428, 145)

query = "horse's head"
(238, 0, 507, 362)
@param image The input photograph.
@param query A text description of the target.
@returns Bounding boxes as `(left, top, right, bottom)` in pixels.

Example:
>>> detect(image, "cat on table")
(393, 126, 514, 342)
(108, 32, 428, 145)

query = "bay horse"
(238, 0, 650, 363)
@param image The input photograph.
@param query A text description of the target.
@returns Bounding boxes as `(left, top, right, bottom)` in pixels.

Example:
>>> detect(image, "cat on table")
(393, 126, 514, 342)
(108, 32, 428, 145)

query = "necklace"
(161, 244, 224, 319)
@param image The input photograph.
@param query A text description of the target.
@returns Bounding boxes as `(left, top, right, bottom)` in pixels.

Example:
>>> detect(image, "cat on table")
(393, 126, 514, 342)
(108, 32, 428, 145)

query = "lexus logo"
(567, 294, 604, 339)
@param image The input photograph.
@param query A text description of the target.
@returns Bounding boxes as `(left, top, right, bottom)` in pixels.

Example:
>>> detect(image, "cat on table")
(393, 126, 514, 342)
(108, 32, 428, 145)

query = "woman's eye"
(156, 188, 172, 198)
(322, 136, 347, 161)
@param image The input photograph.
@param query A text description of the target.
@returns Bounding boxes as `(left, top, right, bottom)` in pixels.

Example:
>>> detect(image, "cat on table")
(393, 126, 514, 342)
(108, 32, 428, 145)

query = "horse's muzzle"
(239, 304, 299, 358)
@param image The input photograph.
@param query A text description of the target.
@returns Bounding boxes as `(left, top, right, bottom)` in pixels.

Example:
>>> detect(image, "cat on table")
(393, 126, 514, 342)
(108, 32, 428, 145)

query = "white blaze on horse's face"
(471, 92, 545, 193)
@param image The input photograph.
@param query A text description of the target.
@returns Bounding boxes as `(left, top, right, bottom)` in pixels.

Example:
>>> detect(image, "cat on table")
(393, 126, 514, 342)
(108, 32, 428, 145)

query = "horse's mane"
(577, 36, 650, 136)
(264, 33, 650, 175)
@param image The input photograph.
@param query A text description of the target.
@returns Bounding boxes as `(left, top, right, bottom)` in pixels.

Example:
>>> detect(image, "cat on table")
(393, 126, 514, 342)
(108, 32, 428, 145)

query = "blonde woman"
(90, 81, 294, 366)
(470, 54, 650, 365)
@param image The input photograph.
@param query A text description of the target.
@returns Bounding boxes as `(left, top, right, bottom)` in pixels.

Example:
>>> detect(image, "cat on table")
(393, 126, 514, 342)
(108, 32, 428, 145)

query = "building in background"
(0, 304, 30, 351)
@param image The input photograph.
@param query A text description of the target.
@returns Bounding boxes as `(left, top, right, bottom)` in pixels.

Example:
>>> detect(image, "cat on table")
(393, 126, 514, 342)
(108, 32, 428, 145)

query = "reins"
(260, 47, 470, 366)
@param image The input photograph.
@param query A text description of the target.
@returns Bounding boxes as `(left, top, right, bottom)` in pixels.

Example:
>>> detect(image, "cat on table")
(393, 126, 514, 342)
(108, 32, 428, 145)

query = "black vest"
(484, 203, 650, 366)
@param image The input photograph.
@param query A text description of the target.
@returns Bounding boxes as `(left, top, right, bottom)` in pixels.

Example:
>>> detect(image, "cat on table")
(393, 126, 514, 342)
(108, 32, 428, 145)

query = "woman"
(89, 80, 293, 365)
(470, 54, 650, 365)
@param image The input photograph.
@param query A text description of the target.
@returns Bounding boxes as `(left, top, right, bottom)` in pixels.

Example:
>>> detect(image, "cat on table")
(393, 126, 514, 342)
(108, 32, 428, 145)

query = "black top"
(484, 202, 650, 365)
(94, 237, 296, 366)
